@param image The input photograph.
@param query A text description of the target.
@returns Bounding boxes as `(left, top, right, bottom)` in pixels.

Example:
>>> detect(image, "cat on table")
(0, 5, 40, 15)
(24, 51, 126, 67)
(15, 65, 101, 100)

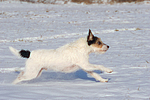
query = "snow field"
(0, 2, 150, 100)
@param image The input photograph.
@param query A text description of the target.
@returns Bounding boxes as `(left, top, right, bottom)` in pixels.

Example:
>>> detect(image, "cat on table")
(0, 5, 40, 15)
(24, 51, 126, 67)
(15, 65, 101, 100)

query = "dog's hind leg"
(12, 71, 25, 84)
(12, 63, 43, 84)
(13, 69, 41, 84)
(85, 71, 108, 82)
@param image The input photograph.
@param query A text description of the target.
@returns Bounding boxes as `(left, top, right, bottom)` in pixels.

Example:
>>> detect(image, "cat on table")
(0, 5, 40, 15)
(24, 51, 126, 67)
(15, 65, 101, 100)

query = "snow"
(0, 1, 150, 99)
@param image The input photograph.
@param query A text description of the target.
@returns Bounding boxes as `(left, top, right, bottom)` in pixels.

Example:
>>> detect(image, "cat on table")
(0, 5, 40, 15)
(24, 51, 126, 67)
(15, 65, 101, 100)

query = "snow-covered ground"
(0, 2, 150, 99)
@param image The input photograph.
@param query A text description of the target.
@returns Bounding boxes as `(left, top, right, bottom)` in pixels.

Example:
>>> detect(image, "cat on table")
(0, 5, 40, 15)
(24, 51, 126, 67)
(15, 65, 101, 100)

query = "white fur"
(9, 37, 113, 84)
(9, 46, 20, 58)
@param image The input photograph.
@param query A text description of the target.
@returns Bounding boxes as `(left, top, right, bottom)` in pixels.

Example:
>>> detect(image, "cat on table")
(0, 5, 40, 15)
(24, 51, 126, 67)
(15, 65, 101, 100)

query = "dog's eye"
(98, 41, 101, 45)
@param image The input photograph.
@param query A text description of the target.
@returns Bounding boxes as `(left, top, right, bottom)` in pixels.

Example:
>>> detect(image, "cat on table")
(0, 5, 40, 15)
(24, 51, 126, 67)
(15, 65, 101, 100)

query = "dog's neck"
(73, 38, 94, 55)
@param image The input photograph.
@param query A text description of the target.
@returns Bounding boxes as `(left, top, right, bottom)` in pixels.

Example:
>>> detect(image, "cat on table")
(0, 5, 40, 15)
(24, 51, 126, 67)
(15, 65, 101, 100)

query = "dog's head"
(87, 29, 109, 54)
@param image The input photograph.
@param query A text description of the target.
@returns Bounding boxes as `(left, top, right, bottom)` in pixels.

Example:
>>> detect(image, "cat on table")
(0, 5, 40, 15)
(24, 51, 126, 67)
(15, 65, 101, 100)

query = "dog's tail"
(9, 47, 30, 58)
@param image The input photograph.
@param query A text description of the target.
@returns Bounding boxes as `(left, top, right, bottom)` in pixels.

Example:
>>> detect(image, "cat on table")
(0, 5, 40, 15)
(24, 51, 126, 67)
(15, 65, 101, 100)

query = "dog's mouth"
(99, 46, 109, 53)
(102, 50, 108, 52)
(100, 50, 107, 52)
(98, 50, 108, 54)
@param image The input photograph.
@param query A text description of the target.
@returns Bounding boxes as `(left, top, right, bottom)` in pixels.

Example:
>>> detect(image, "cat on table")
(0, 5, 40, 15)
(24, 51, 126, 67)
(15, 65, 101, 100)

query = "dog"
(9, 29, 113, 84)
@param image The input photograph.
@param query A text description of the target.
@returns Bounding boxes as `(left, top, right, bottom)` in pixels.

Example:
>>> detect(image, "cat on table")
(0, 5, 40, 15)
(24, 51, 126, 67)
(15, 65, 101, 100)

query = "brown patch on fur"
(90, 38, 104, 48)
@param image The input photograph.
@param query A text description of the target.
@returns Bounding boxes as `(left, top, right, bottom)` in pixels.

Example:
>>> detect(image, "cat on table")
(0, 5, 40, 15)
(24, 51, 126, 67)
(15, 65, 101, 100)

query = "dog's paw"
(106, 69, 113, 73)
(100, 79, 108, 83)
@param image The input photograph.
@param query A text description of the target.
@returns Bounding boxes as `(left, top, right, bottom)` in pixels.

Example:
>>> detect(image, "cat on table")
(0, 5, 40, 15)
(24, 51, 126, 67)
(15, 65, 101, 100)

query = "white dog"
(9, 29, 113, 84)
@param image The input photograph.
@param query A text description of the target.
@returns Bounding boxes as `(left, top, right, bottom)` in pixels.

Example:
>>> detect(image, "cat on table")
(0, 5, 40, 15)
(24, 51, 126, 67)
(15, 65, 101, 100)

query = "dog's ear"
(87, 29, 94, 41)
(87, 29, 98, 46)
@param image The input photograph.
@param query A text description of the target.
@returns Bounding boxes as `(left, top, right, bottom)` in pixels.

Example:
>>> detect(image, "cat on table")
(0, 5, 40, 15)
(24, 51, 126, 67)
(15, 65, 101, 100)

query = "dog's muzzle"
(102, 44, 109, 52)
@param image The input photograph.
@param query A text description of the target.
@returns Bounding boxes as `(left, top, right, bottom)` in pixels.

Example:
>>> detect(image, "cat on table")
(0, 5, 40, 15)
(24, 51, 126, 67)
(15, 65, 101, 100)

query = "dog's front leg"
(79, 63, 112, 82)
(80, 63, 113, 73)
(85, 71, 108, 82)
(94, 65, 113, 73)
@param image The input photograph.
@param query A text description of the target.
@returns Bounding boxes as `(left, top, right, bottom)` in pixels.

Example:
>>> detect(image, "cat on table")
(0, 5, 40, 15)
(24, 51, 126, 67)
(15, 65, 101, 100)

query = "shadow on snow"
(22, 70, 105, 84)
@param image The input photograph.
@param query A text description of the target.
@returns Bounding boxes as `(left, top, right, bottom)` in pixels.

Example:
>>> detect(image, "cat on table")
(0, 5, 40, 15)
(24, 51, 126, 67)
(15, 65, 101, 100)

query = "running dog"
(9, 29, 113, 84)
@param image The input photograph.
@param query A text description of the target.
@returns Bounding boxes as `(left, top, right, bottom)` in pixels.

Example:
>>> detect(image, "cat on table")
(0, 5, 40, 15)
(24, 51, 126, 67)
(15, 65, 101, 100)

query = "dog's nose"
(107, 45, 109, 48)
